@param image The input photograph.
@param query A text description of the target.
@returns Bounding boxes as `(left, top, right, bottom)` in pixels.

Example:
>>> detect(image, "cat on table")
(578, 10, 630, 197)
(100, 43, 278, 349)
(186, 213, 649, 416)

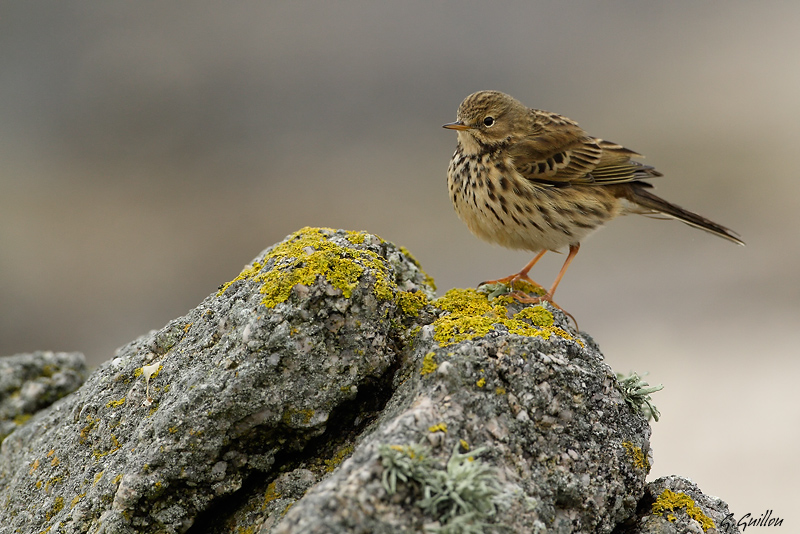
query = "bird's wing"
(509, 112, 661, 187)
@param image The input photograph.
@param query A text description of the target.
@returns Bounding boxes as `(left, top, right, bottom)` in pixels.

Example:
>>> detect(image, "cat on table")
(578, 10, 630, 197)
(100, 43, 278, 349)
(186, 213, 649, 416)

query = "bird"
(443, 90, 743, 307)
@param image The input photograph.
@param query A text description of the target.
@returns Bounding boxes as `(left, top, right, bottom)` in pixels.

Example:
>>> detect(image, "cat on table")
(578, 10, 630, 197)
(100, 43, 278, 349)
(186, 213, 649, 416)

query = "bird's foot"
(478, 273, 546, 296)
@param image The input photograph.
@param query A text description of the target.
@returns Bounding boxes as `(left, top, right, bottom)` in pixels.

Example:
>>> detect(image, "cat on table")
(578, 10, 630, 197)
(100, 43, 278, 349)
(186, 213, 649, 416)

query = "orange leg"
(479, 249, 548, 291)
(506, 244, 581, 328)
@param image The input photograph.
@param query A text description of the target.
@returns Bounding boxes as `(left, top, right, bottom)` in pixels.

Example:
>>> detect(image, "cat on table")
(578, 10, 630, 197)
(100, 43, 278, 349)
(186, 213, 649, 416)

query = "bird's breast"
(447, 144, 622, 252)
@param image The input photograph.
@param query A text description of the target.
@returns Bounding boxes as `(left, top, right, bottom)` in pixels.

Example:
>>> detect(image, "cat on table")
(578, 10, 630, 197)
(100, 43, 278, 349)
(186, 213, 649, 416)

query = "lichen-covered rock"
(0, 351, 88, 442)
(618, 475, 739, 534)
(0, 228, 433, 533)
(272, 299, 651, 534)
(0, 227, 735, 534)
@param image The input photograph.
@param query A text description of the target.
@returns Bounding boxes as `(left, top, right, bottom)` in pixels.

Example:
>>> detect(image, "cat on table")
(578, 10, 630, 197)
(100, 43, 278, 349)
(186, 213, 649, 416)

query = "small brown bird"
(444, 90, 743, 305)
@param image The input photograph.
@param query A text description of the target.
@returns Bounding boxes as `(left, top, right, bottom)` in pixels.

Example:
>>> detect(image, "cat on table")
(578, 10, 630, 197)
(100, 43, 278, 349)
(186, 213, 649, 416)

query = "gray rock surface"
(0, 227, 735, 533)
(617, 475, 739, 534)
(0, 351, 88, 442)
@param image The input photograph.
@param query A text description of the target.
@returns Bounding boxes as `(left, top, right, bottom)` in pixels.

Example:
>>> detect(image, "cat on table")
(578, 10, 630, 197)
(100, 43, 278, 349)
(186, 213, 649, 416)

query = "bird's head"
(443, 90, 526, 148)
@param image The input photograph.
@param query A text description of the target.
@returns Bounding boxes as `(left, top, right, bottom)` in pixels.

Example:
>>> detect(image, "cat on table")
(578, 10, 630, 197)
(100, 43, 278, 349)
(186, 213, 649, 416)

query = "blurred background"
(2, 1, 798, 522)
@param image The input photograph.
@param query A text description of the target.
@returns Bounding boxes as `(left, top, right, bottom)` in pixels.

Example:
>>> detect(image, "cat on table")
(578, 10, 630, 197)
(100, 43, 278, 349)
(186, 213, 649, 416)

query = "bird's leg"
(510, 244, 581, 328)
(478, 249, 548, 293)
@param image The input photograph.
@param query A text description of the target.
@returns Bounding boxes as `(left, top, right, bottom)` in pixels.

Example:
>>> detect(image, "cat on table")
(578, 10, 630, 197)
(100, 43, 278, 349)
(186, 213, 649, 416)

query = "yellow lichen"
(428, 422, 448, 433)
(514, 306, 554, 327)
(420, 352, 438, 376)
(70, 493, 85, 509)
(45, 496, 64, 521)
(432, 289, 583, 347)
(495, 387, 506, 395)
(217, 227, 396, 308)
(476, 377, 486, 388)
(263, 481, 282, 508)
(345, 230, 368, 244)
(324, 443, 355, 472)
(105, 398, 126, 409)
(652, 488, 715, 532)
(282, 408, 315, 426)
(459, 439, 470, 451)
(622, 441, 651, 471)
(396, 290, 428, 316)
(13, 413, 32, 426)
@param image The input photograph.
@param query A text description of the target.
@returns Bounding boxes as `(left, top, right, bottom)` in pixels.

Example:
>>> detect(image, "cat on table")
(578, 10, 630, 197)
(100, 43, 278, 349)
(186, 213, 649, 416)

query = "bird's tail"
(621, 184, 744, 245)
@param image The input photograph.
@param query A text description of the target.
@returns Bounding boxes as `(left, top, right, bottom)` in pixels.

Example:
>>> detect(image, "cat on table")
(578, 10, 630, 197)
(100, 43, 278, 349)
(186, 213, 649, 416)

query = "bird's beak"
(442, 121, 471, 131)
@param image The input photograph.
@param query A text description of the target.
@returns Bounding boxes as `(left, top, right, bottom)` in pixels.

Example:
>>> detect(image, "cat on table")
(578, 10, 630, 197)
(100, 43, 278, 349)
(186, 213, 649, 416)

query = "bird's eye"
(483, 116, 495, 127)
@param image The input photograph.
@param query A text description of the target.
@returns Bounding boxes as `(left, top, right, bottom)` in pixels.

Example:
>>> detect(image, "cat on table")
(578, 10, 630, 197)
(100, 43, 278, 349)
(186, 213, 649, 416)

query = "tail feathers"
(622, 184, 745, 246)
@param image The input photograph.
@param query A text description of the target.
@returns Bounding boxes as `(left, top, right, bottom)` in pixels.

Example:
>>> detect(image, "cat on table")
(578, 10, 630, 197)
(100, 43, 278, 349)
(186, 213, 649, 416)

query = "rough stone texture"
(0, 228, 735, 534)
(0, 351, 88, 442)
(615, 475, 740, 534)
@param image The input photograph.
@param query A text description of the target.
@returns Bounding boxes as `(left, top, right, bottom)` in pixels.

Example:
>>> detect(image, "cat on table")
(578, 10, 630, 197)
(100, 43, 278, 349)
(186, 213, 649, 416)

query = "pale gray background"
(2, 1, 798, 523)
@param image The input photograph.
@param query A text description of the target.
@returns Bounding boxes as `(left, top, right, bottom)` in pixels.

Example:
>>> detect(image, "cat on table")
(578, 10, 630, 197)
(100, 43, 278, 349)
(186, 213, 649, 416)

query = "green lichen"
(217, 227, 396, 308)
(420, 352, 438, 376)
(652, 488, 715, 532)
(432, 289, 582, 347)
(622, 441, 651, 471)
(378, 442, 504, 531)
(616, 372, 663, 422)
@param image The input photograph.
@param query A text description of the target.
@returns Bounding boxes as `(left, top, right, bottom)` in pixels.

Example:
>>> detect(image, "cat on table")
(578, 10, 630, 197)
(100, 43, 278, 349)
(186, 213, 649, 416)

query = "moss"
(652, 488, 715, 532)
(396, 290, 428, 316)
(217, 227, 397, 308)
(432, 289, 582, 347)
(622, 441, 651, 471)
(420, 352, 438, 376)
(428, 423, 448, 433)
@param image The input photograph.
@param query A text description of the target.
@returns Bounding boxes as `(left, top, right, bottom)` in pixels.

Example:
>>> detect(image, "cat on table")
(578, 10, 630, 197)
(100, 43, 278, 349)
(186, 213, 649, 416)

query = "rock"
(0, 351, 88, 442)
(0, 227, 735, 534)
(616, 475, 740, 534)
